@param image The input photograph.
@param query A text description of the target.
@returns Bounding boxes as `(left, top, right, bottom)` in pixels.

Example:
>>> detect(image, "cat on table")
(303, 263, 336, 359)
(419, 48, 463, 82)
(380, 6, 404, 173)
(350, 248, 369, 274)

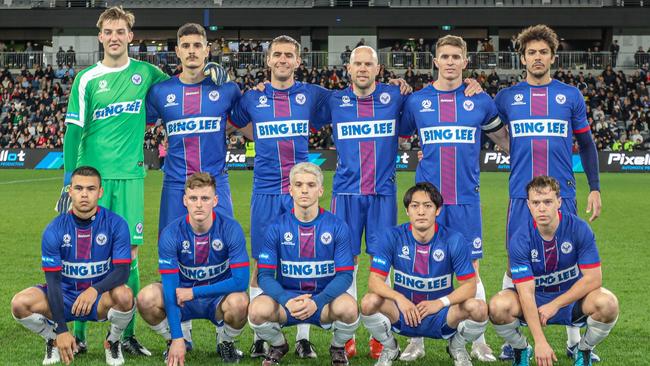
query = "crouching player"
(360, 182, 488, 366)
(137, 172, 249, 365)
(248, 162, 359, 366)
(489, 176, 618, 366)
(12, 166, 135, 366)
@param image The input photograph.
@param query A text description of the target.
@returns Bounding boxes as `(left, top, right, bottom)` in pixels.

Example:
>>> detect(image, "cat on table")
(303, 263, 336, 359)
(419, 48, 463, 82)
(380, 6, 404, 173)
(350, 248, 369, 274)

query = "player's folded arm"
(192, 264, 249, 298)
(91, 263, 130, 294)
(312, 269, 353, 309)
(258, 266, 292, 306)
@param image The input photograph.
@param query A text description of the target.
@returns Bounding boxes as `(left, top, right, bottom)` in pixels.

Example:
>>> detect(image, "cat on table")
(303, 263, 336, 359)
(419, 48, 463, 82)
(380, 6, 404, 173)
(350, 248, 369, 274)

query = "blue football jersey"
(509, 212, 600, 294)
(401, 84, 501, 204)
(157, 212, 249, 288)
(324, 84, 406, 195)
(494, 80, 590, 199)
(230, 81, 330, 194)
(257, 209, 354, 294)
(146, 78, 241, 189)
(41, 207, 132, 293)
(370, 223, 475, 304)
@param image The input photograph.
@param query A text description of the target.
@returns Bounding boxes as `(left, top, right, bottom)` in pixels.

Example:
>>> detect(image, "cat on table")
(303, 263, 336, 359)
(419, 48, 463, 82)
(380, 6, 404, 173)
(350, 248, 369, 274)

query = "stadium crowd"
(2, 56, 650, 152)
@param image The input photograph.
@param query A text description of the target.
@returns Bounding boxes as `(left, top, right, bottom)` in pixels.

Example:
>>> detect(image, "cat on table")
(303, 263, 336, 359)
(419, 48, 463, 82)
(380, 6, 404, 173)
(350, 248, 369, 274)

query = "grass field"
(0, 169, 649, 365)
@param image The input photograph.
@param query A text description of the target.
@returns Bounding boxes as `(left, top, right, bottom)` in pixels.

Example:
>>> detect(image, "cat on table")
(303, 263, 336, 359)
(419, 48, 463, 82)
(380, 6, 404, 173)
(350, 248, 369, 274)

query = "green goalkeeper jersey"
(64, 58, 169, 179)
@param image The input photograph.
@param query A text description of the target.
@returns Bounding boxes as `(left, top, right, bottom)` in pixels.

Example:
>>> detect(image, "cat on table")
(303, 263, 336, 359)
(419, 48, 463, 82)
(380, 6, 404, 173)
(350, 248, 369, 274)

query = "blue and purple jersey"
(257, 209, 354, 294)
(157, 212, 249, 288)
(230, 81, 330, 194)
(494, 79, 590, 199)
(509, 212, 600, 294)
(41, 207, 132, 293)
(323, 84, 405, 195)
(370, 222, 475, 304)
(401, 84, 502, 204)
(146, 78, 241, 189)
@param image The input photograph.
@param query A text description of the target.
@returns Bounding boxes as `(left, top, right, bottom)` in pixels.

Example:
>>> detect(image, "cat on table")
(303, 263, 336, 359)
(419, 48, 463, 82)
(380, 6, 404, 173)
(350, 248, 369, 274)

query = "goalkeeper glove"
(55, 185, 72, 213)
(203, 62, 229, 86)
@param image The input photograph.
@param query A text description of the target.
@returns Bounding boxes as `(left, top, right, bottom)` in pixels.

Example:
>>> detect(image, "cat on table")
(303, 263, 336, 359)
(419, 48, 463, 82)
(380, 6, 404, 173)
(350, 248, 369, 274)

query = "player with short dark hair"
(248, 162, 358, 366)
(360, 182, 488, 366)
(489, 176, 618, 366)
(137, 172, 250, 365)
(13, 166, 135, 366)
(494, 24, 602, 362)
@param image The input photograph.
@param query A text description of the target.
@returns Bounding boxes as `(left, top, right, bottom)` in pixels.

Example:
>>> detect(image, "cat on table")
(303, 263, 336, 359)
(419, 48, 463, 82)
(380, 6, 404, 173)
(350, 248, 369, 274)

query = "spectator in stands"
(341, 45, 352, 65)
(66, 46, 76, 65)
(54, 64, 67, 79)
(56, 46, 65, 65)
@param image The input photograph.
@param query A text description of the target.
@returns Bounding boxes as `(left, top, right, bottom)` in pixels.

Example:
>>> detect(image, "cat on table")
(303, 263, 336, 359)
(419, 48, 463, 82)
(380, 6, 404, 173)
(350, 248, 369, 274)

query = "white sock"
(451, 319, 488, 349)
(249, 287, 263, 342)
(107, 306, 136, 342)
(361, 313, 395, 348)
(493, 319, 527, 349)
(408, 337, 424, 345)
(181, 321, 192, 342)
(13, 313, 56, 340)
(249, 320, 285, 347)
(473, 280, 488, 345)
(345, 264, 358, 300)
(331, 317, 360, 347)
(296, 323, 310, 342)
(502, 272, 514, 290)
(566, 326, 581, 347)
(217, 323, 244, 343)
(150, 318, 171, 341)
(578, 316, 617, 351)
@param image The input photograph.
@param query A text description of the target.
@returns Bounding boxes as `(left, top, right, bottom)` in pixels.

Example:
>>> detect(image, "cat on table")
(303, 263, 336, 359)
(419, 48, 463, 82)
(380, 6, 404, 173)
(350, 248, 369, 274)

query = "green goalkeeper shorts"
(99, 178, 144, 245)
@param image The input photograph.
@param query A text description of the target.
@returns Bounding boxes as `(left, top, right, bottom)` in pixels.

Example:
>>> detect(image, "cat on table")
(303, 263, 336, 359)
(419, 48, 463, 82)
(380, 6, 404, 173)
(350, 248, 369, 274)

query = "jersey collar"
(408, 221, 438, 245)
(291, 207, 325, 226)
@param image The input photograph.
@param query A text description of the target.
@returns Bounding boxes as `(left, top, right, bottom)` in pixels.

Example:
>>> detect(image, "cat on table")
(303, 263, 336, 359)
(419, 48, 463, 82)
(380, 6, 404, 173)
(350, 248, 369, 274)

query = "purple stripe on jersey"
(278, 140, 295, 194)
(440, 146, 457, 205)
(273, 91, 291, 118)
(357, 96, 375, 118)
(438, 93, 457, 123)
(194, 234, 210, 264)
(359, 141, 376, 195)
(183, 136, 201, 177)
(411, 244, 431, 304)
(530, 87, 548, 117)
(183, 86, 202, 115)
(75, 228, 92, 260)
(543, 238, 560, 292)
(299, 226, 316, 292)
(532, 139, 548, 177)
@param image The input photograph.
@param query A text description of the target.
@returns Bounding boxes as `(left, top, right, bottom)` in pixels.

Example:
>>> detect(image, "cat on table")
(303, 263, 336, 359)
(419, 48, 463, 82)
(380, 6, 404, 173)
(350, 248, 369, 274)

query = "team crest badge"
(342, 95, 350, 104)
(63, 234, 71, 244)
(182, 241, 190, 250)
(420, 99, 434, 112)
(166, 94, 176, 104)
(96, 233, 107, 246)
(531, 249, 539, 259)
(295, 93, 306, 105)
(209, 90, 220, 102)
(555, 94, 566, 104)
(131, 73, 142, 85)
(380, 92, 391, 104)
(463, 100, 474, 111)
(561, 241, 573, 254)
(398, 245, 411, 259)
(257, 95, 269, 107)
(512, 93, 526, 105)
(136, 223, 144, 234)
(432, 249, 445, 262)
(320, 232, 332, 245)
(212, 239, 223, 251)
(284, 232, 293, 242)
(99, 80, 108, 89)
(473, 237, 482, 249)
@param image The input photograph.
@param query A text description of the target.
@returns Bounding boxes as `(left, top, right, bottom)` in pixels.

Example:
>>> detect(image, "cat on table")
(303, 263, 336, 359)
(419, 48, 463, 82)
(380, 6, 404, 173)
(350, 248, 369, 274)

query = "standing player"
(137, 172, 250, 365)
(400, 35, 509, 362)
(230, 35, 332, 358)
(360, 182, 488, 366)
(57, 6, 169, 356)
(494, 25, 602, 362)
(12, 166, 135, 366)
(489, 176, 618, 366)
(248, 162, 359, 366)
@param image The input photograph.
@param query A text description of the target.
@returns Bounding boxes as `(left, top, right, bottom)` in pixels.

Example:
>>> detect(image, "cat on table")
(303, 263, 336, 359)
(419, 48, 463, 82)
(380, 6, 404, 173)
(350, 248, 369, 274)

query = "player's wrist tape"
(439, 296, 451, 307)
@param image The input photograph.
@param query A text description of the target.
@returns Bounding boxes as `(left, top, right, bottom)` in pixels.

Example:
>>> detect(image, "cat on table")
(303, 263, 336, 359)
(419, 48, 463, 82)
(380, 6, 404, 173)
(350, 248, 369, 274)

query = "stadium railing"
(0, 50, 644, 70)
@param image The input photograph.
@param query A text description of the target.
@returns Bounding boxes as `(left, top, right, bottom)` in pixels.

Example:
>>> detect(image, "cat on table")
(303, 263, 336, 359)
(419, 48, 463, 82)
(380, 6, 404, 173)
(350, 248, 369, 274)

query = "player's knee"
(330, 295, 359, 323)
(591, 290, 619, 322)
(464, 298, 488, 321)
(488, 294, 512, 324)
(136, 286, 159, 312)
(360, 293, 382, 316)
(224, 293, 249, 321)
(110, 286, 134, 311)
(248, 297, 274, 325)
(11, 292, 30, 318)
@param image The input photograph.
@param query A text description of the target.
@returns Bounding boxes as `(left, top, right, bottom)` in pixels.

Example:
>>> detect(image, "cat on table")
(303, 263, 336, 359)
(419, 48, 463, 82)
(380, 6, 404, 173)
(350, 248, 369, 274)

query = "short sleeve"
(398, 95, 416, 138)
(571, 88, 590, 133)
(257, 223, 279, 270)
(508, 229, 535, 283)
(145, 86, 160, 125)
(480, 96, 503, 133)
(333, 221, 354, 272)
(370, 228, 394, 277)
(494, 89, 509, 125)
(576, 221, 601, 270)
(229, 91, 251, 128)
(64, 73, 86, 128)
(158, 227, 179, 274)
(309, 85, 332, 131)
(41, 222, 62, 272)
(111, 215, 132, 265)
(150, 64, 170, 85)
(225, 82, 242, 115)
(223, 219, 250, 269)
(449, 233, 475, 281)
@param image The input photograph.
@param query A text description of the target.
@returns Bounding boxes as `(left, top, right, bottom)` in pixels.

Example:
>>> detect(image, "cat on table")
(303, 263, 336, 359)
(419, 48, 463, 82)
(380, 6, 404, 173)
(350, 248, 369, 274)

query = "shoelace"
(220, 342, 238, 358)
(46, 339, 55, 358)
(331, 348, 347, 363)
(109, 341, 120, 358)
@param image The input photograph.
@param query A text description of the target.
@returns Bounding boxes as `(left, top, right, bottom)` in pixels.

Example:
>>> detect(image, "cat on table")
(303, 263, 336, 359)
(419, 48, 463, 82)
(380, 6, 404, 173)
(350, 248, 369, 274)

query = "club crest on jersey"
(212, 239, 223, 251)
(420, 99, 435, 112)
(62, 234, 72, 247)
(257, 95, 270, 108)
(432, 249, 445, 262)
(181, 240, 191, 254)
(380, 92, 391, 104)
(398, 245, 410, 260)
(97, 79, 110, 93)
(96, 233, 107, 246)
(463, 100, 474, 111)
(165, 94, 178, 107)
(320, 232, 332, 245)
(207, 90, 219, 102)
(136, 222, 144, 234)
(561, 241, 573, 254)
(295, 93, 306, 105)
(340, 95, 353, 107)
(473, 237, 482, 249)
(512, 93, 526, 105)
(555, 94, 566, 104)
(131, 73, 142, 85)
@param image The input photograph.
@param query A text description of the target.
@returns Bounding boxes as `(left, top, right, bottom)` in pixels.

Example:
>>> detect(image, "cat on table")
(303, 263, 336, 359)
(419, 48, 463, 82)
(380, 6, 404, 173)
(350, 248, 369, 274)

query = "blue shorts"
(506, 198, 577, 248)
(178, 295, 225, 325)
(437, 203, 483, 260)
(279, 291, 330, 329)
(330, 194, 397, 256)
(392, 306, 456, 339)
(250, 193, 293, 259)
(515, 290, 586, 327)
(159, 173, 233, 235)
(36, 284, 102, 322)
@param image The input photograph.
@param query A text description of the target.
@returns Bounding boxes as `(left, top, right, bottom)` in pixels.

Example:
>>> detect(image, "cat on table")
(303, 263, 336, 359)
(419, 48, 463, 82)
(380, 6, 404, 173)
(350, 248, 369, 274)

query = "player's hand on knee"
(175, 288, 194, 307)
(167, 338, 186, 366)
(416, 299, 444, 319)
(463, 78, 484, 96)
(292, 298, 317, 320)
(56, 332, 76, 365)
(534, 341, 557, 366)
(396, 295, 420, 327)
(72, 287, 98, 316)
(55, 185, 72, 213)
(203, 62, 228, 86)
(537, 303, 559, 327)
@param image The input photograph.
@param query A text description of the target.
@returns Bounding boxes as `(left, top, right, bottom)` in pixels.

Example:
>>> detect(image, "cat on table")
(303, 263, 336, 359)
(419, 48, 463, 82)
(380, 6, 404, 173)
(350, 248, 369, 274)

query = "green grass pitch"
(0, 169, 648, 365)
